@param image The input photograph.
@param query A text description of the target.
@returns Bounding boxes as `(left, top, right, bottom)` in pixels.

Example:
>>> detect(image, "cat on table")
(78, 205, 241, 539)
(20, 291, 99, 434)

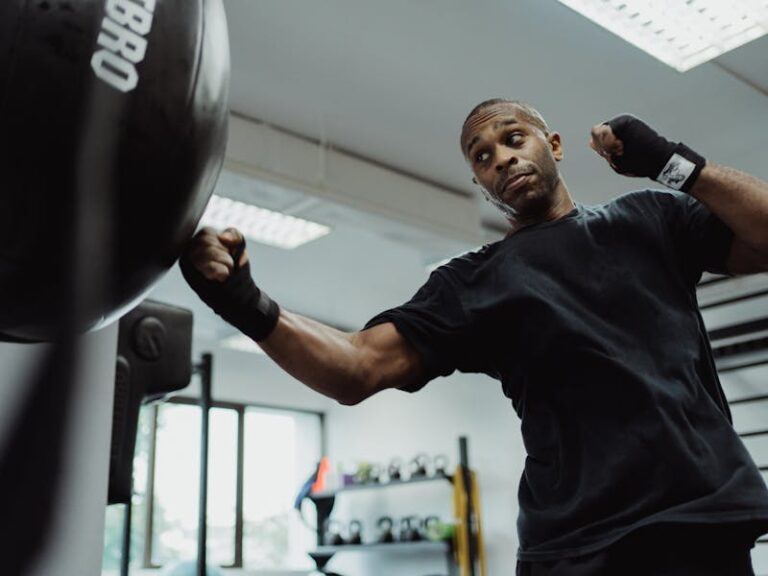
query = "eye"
(506, 132, 524, 146)
(474, 150, 490, 164)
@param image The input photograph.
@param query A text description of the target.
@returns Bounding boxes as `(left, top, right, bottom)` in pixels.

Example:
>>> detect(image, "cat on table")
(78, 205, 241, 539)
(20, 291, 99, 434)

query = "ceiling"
(226, 0, 768, 207)
(151, 0, 768, 346)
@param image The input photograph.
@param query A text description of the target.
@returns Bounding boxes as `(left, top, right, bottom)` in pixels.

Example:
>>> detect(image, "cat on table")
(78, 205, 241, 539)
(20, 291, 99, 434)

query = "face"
(461, 103, 564, 221)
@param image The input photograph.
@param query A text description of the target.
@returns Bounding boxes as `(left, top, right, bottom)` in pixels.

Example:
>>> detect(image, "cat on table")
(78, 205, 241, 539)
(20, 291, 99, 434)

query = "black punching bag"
(0, 0, 231, 341)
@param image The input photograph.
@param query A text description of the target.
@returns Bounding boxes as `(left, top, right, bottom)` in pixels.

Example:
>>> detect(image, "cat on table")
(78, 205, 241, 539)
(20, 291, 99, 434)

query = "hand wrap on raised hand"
(605, 114, 705, 193)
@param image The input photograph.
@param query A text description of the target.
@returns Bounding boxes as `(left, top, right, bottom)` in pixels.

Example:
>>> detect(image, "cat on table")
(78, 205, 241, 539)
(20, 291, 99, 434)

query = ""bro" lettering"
(90, 0, 156, 93)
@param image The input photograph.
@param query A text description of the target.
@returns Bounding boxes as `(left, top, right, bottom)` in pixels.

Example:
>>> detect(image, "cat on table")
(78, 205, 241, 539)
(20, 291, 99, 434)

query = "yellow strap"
(452, 468, 486, 576)
(452, 468, 469, 575)
(470, 470, 487, 576)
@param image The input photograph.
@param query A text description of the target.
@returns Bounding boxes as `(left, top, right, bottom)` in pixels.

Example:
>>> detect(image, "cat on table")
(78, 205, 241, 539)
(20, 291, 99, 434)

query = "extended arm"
(179, 227, 424, 405)
(259, 311, 423, 405)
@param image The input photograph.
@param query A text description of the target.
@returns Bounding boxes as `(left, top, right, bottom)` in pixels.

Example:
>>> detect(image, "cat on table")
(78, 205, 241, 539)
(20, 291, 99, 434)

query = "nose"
(494, 145, 518, 173)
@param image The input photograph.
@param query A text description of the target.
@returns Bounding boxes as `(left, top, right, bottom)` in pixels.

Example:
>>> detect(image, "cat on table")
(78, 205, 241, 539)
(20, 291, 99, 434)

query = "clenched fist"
(179, 228, 280, 342)
(183, 226, 249, 282)
(589, 114, 705, 193)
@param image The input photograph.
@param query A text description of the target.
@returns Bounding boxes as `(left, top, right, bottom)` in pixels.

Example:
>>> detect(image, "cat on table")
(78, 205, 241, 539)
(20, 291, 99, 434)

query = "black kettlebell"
(376, 516, 395, 544)
(387, 458, 402, 482)
(323, 519, 345, 546)
(399, 516, 423, 542)
(409, 453, 429, 479)
(433, 454, 450, 476)
(347, 520, 363, 545)
(369, 463, 382, 484)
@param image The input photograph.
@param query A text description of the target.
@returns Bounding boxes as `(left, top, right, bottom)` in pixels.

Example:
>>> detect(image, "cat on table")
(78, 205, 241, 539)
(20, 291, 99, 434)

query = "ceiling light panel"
(556, 0, 768, 72)
(199, 194, 331, 250)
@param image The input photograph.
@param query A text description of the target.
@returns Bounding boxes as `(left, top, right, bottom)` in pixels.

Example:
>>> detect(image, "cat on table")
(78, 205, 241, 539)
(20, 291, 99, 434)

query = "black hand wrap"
(179, 240, 280, 342)
(605, 114, 705, 193)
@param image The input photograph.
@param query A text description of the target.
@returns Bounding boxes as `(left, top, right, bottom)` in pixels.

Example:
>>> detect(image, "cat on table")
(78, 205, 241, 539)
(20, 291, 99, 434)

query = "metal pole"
(197, 353, 213, 576)
(459, 436, 476, 576)
(143, 405, 159, 569)
(234, 407, 245, 567)
(120, 502, 132, 576)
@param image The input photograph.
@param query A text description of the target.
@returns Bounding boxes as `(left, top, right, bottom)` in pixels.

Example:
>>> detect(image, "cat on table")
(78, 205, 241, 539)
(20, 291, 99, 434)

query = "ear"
(548, 132, 563, 162)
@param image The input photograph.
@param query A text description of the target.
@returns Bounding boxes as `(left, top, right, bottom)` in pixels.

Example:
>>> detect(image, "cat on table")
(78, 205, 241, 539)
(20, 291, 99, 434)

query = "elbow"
(337, 393, 365, 407)
(335, 384, 372, 406)
(746, 234, 768, 257)
(335, 361, 381, 406)
(748, 227, 768, 256)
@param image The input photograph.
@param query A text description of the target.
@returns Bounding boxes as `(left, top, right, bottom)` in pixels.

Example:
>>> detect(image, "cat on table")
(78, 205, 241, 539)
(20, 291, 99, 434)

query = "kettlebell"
(409, 453, 429, 479)
(323, 518, 345, 546)
(424, 515, 454, 541)
(348, 519, 363, 545)
(354, 461, 374, 484)
(376, 516, 395, 543)
(399, 516, 423, 542)
(369, 463, 382, 483)
(433, 454, 450, 476)
(387, 458, 402, 482)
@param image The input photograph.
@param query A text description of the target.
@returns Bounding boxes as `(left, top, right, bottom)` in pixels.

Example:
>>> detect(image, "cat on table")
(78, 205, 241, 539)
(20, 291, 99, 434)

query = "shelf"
(312, 540, 450, 554)
(307, 439, 471, 576)
(310, 472, 452, 499)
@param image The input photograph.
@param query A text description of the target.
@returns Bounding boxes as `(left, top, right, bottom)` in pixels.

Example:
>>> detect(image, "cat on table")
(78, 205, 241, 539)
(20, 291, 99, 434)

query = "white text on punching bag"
(90, 0, 156, 93)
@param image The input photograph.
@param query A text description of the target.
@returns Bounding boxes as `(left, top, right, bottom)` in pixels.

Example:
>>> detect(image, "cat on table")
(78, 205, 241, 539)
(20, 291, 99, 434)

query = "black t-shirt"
(364, 189, 768, 561)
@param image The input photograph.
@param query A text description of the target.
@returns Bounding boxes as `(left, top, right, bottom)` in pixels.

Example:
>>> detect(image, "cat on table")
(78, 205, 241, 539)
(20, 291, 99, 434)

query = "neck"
(507, 179, 575, 235)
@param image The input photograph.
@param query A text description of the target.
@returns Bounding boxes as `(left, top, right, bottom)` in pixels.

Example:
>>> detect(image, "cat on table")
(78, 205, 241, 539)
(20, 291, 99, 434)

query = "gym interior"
(1, 1, 768, 576)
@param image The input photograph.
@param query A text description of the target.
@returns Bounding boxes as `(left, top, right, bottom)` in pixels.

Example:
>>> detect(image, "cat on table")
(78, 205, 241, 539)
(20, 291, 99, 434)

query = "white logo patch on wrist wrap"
(656, 153, 696, 190)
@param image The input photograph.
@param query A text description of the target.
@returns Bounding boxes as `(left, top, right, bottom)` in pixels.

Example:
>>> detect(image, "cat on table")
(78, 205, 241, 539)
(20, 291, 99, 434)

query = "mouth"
(501, 172, 533, 196)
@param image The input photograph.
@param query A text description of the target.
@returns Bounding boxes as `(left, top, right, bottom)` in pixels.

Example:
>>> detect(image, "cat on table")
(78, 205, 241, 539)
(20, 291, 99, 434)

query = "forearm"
(180, 230, 421, 402)
(258, 310, 424, 404)
(689, 162, 768, 254)
(257, 310, 374, 405)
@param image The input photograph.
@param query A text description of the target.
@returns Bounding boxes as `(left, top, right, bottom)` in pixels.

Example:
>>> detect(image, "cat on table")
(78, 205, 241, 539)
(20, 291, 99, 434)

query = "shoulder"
(433, 243, 498, 279)
(601, 188, 692, 221)
(608, 188, 683, 209)
(413, 244, 498, 298)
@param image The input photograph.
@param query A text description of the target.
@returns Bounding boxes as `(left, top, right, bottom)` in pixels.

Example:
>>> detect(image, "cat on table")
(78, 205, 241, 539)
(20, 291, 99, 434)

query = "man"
(181, 100, 768, 574)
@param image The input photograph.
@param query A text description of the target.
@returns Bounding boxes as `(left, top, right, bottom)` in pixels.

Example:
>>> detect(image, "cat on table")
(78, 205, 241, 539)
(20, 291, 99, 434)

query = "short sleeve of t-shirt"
(363, 267, 487, 392)
(657, 191, 734, 284)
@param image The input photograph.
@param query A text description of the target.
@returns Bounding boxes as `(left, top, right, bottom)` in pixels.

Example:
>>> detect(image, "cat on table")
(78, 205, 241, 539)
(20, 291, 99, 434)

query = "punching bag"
(0, 0, 231, 341)
(0, 1, 230, 574)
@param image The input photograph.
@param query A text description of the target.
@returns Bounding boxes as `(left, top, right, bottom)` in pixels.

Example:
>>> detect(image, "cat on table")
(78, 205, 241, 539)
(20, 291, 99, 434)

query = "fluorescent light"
(556, 0, 768, 72)
(200, 194, 331, 249)
(221, 334, 267, 354)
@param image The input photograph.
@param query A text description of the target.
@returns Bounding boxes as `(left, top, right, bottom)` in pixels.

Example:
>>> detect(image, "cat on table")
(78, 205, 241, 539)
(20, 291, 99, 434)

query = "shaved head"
(461, 99, 549, 156)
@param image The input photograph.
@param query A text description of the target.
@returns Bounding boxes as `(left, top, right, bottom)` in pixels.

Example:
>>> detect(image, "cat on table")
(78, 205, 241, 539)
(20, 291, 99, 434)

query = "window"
(207, 408, 239, 566)
(102, 399, 323, 573)
(151, 404, 202, 565)
(243, 408, 321, 569)
(102, 406, 153, 576)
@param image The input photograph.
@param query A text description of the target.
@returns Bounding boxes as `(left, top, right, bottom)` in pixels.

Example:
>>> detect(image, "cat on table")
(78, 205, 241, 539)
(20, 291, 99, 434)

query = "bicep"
(726, 237, 768, 275)
(353, 322, 425, 397)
